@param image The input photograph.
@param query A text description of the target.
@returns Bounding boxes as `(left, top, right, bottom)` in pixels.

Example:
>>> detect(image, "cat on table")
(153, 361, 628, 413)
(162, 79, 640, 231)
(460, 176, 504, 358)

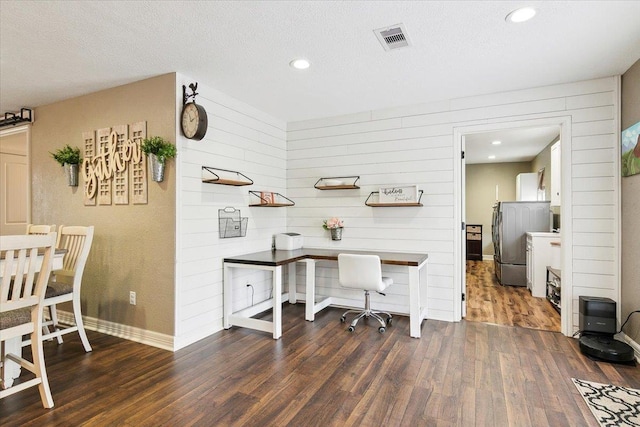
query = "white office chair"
(1, 233, 56, 408)
(338, 253, 393, 333)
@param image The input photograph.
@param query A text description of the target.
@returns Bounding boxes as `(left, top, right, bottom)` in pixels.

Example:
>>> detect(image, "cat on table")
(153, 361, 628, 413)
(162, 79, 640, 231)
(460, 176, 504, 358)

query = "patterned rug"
(573, 378, 640, 427)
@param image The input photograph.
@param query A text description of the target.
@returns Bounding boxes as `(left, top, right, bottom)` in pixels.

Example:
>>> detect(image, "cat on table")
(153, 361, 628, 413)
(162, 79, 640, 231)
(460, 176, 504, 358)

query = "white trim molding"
(55, 310, 174, 351)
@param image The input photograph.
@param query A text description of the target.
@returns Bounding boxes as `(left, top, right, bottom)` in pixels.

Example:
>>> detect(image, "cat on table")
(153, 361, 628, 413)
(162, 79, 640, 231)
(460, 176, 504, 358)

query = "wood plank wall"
(287, 77, 620, 332)
(174, 74, 288, 350)
(172, 75, 619, 349)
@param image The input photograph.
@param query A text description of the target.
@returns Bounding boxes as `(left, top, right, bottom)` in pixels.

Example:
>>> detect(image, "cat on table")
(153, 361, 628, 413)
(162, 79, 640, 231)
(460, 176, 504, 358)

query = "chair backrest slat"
(26, 224, 56, 235)
(54, 226, 94, 290)
(1, 233, 56, 313)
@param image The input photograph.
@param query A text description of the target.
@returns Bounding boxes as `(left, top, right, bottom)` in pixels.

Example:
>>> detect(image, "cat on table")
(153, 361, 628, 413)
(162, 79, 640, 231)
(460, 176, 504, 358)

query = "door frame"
(453, 116, 573, 336)
(0, 124, 31, 234)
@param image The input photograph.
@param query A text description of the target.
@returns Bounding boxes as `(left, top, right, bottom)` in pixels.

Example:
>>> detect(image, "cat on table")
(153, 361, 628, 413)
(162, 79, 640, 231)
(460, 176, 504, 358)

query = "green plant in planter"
(140, 136, 177, 164)
(50, 144, 82, 166)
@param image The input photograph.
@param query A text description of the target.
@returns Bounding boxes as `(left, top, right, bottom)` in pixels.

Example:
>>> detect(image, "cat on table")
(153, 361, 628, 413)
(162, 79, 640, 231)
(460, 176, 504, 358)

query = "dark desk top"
(224, 248, 428, 267)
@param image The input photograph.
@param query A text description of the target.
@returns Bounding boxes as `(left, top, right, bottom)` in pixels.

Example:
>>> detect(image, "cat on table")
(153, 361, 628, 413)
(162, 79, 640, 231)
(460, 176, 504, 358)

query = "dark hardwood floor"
(465, 260, 561, 332)
(2, 303, 639, 426)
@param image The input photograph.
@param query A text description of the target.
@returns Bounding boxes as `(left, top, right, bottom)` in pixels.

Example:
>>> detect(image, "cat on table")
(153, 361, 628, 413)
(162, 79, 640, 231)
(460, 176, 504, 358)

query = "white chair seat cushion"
(46, 281, 73, 298)
(0, 308, 30, 330)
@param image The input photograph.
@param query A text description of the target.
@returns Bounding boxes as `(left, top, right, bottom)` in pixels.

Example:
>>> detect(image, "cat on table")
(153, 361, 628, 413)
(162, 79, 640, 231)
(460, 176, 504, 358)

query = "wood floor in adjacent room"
(465, 260, 561, 332)
(3, 303, 639, 426)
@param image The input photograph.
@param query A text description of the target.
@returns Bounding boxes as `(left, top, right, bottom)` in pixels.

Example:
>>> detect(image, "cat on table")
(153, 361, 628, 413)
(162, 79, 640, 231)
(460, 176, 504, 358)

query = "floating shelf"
(365, 190, 424, 207)
(314, 176, 360, 190)
(248, 190, 295, 207)
(202, 166, 253, 186)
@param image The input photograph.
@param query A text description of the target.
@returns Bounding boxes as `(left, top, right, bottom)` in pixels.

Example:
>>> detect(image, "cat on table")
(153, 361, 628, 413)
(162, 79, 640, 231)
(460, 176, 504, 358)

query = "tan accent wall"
(31, 73, 176, 335)
(622, 59, 640, 339)
(465, 162, 531, 256)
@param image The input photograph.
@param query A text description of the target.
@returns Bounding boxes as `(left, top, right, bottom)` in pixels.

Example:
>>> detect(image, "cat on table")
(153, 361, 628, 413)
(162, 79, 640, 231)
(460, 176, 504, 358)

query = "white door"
(0, 127, 30, 235)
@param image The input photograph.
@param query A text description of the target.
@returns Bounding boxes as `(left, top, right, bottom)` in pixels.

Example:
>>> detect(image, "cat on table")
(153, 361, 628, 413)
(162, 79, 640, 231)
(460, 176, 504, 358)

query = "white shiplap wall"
(174, 74, 287, 350)
(287, 77, 620, 335)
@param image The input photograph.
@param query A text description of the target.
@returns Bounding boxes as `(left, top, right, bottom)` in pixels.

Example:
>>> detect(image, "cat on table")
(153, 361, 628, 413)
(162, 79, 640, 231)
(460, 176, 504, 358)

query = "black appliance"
(578, 296, 635, 363)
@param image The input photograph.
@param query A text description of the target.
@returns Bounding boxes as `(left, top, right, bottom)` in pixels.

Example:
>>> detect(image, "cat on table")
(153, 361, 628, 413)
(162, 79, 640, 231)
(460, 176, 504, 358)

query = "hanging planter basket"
(148, 154, 165, 182)
(330, 227, 343, 241)
(65, 163, 79, 187)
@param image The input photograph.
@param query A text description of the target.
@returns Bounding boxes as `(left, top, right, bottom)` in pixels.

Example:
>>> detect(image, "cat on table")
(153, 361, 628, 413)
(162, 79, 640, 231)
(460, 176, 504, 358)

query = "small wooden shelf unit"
(202, 166, 253, 186)
(466, 224, 483, 260)
(248, 190, 295, 207)
(314, 176, 360, 190)
(365, 190, 424, 207)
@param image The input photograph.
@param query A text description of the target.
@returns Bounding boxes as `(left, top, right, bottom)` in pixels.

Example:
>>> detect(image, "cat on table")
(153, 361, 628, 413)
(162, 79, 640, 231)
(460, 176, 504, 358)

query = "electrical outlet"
(129, 291, 136, 305)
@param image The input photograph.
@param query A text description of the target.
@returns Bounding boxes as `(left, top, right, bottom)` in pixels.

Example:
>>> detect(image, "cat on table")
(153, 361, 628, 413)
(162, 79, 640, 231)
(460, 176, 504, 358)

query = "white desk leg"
(223, 263, 232, 329)
(409, 265, 421, 338)
(305, 259, 316, 321)
(288, 263, 297, 304)
(273, 266, 282, 339)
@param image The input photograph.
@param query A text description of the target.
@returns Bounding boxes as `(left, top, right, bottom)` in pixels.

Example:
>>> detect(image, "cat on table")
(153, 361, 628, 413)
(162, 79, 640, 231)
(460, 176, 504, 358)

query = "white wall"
(174, 74, 287, 350)
(288, 77, 620, 334)
(170, 75, 619, 348)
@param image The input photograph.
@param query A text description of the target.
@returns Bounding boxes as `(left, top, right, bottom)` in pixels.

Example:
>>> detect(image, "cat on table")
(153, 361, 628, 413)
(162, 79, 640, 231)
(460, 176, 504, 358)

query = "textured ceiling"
(1, 1, 639, 126)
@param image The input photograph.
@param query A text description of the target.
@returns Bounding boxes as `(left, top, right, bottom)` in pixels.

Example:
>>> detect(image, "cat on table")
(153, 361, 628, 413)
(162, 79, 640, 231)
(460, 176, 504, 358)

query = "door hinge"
(462, 293, 466, 301)
(462, 221, 465, 231)
(461, 150, 465, 159)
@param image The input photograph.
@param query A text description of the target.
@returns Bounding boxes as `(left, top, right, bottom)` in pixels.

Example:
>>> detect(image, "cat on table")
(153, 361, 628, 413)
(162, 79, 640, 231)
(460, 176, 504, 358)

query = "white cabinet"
(526, 232, 561, 298)
(551, 141, 561, 206)
(516, 172, 538, 201)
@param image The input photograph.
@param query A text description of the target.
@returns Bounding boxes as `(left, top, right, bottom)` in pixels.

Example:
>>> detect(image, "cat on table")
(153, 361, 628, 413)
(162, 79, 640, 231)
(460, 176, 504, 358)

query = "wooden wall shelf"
(314, 176, 360, 190)
(248, 190, 295, 207)
(365, 190, 423, 207)
(202, 166, 253, 186)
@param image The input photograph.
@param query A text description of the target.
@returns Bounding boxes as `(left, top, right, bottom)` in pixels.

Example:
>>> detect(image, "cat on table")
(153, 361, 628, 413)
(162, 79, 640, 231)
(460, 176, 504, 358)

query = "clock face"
(181, 102, 207, 140)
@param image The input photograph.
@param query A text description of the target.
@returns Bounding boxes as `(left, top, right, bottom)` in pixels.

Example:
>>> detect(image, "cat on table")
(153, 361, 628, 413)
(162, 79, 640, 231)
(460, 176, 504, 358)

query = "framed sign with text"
(378, 185, 419, 204)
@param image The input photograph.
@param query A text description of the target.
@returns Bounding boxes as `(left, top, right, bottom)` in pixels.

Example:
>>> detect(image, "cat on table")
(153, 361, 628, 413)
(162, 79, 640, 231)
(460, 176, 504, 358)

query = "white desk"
(223, 248, 428, 339)
(1, 249, 65, 388)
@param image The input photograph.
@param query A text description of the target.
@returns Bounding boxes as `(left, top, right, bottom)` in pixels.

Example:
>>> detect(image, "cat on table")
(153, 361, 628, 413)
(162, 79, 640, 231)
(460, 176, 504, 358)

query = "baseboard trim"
(55, 310, 175, 351)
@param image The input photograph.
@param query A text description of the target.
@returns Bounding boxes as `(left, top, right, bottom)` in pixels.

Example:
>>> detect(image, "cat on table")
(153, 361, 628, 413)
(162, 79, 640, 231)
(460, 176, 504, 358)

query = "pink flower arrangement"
(323, 217, 344, 230)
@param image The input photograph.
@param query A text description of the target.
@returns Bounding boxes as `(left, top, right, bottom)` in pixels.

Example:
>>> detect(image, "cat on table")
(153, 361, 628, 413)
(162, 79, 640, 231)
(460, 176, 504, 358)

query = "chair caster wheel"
(378, 327, 386, 333)
(347, 326, 355, 332)
(386, 317, 392, 326)
(340, 316, 346, 323)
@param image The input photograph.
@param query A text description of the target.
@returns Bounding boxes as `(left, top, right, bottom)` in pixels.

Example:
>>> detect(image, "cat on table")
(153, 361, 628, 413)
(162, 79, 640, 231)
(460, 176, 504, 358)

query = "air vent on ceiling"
(374, 23, 411, 51)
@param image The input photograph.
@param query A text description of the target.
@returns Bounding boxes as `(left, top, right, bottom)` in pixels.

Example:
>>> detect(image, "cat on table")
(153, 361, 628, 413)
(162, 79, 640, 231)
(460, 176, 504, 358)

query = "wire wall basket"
(218, 207, 248, 238)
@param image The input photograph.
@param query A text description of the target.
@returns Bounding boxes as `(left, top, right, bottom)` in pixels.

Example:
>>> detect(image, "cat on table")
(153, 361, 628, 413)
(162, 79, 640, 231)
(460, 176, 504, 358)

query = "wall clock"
(181, 102, 207, 140)
(181, 83, 208, 140)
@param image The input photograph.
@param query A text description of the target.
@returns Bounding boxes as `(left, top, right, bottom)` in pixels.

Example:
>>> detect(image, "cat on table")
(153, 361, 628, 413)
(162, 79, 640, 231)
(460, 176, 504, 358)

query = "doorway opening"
(459, 122, 563, 332)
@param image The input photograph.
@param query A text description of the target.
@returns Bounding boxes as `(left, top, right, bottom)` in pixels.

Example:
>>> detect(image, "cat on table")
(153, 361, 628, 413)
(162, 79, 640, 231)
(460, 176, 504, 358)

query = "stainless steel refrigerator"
(492, 201, 551, 286)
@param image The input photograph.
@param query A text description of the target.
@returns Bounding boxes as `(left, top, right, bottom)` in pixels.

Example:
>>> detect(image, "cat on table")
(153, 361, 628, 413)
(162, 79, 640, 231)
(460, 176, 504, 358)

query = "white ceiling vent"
(374, 23, 411, 51)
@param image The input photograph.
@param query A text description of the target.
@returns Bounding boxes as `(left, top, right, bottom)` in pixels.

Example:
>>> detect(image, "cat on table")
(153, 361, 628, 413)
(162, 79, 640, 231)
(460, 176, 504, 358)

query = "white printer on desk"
(275, 233, 303, 250)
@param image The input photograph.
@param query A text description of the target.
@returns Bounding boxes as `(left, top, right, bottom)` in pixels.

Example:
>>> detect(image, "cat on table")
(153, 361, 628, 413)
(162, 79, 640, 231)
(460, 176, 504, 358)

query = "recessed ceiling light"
(289, 58, 310, 70)
(506, 7, 536, 23)
(492, 140, 502, 145)
(488, 155, 496, 159)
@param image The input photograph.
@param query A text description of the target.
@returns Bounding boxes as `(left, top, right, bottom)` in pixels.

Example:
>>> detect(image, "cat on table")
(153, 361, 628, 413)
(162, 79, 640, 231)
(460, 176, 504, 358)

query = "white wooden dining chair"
(1, 233, 56, 408)
(26, 224, 56, 235)
(40, 225, 94, 352)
